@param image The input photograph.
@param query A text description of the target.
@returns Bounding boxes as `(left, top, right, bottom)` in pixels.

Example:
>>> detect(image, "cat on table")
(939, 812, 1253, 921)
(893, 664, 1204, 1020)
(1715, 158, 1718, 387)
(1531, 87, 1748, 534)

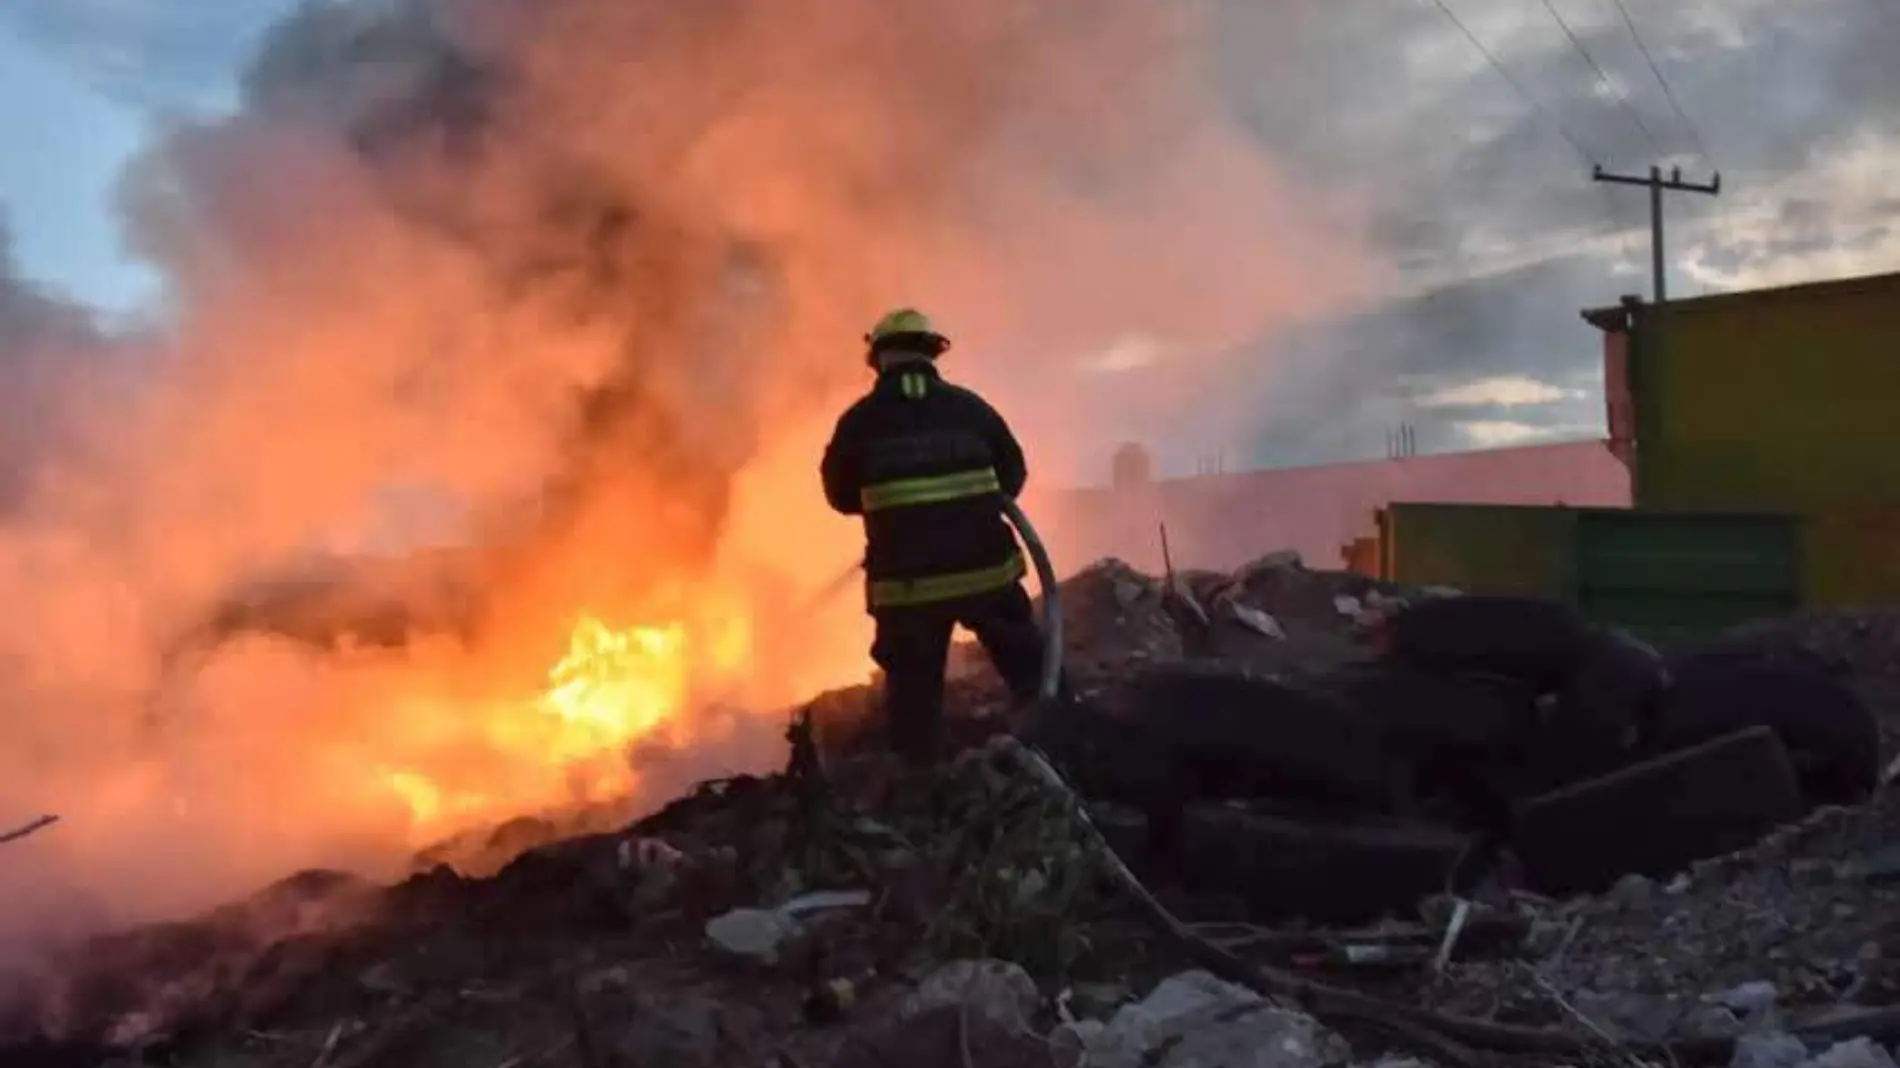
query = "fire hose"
(1002, 498, 1065, 702)
(808, 499, 1064, 702)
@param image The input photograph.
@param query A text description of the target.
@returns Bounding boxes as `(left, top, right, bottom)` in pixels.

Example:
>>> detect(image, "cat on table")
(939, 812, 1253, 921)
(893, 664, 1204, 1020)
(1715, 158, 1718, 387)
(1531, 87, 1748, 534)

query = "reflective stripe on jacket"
(869, 553, 1026, 607)
(819, 361, 1029, 606)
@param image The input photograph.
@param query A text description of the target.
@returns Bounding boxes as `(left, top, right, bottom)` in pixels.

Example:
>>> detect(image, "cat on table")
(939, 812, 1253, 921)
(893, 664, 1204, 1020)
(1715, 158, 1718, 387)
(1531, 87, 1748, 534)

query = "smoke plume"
(0, 0, 1372, 941)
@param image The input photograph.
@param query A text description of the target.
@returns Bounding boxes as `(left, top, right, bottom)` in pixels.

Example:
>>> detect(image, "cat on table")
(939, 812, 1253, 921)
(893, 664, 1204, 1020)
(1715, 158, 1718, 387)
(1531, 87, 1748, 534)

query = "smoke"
(0, 0, 1372, 942)
(0, 223, 119, 510)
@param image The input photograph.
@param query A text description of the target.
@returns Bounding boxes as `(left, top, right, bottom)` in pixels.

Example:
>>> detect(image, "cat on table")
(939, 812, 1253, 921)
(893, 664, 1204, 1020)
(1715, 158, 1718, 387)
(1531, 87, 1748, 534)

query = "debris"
(830, 1004, 1051, 1068)
(1237, 549, 1303, 576)
(1717, 980, 1782, 1020)
(1842, 845, 1900, 884)
(705, 907, 801, 963)
(0, 814, 58, 845)
(902, 959, 1039, 1035)
(1564, 986, 1685, 1044)
(1226, 602, 1286, 640)
(1804, 1037, 1900, 1068)
(1732, 1031, 1812, 1068)
(618, 835, 685, 873)
(1167, 575, 1210, 628)
(1514, 726, 1807, 895)
(15, 561, 1900, 1068)
(1432, 900, 1472, 974)
(782, 889, 874, 916)
(1083, 971, 1349, 1068)
(703, 888, 871, 963)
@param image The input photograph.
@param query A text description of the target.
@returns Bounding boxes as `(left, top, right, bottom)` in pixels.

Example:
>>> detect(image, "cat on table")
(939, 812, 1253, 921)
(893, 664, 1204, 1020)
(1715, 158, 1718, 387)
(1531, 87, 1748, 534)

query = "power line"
(1593, 164, 1721, 304)
(1534, 0, 1665, 154)
(1605, 0, 1715, 166)
(1416, 0, 1602, 166)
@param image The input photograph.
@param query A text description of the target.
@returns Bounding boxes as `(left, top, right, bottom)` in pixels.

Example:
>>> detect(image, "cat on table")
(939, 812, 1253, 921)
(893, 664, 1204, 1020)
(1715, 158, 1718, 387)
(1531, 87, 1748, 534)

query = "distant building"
(1109, 442, 1153, 489)
(1033, 438, 1630, 574)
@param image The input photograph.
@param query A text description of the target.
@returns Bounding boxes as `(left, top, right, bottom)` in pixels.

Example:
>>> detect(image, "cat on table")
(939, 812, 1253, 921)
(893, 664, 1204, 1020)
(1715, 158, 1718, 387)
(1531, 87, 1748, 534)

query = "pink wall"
(1030, 439, 1632, 574)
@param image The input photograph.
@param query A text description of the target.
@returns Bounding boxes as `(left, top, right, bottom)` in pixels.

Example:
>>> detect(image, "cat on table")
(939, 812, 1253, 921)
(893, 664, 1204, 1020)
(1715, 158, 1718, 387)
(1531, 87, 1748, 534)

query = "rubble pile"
(9, 552, 1900, 1068)
(1044, 558, 1186, 686)
(0, 735, 1178, 1068)
(1708, 611, 1900, 682)
(1418, 798, 1900, 1036)
(807, 552, 1415, 762)
(16, 732, 1900, 1068)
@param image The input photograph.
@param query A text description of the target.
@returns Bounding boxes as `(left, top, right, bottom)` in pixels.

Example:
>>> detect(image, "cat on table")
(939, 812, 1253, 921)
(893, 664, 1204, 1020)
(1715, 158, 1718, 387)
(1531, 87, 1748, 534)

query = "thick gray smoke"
(0, 0, 1372, 939)
(0, 221, 122, 509)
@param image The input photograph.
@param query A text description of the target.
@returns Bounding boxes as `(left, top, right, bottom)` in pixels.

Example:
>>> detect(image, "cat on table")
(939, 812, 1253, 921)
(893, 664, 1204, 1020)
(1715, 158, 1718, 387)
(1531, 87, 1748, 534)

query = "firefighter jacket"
(820, 361, 1028, 609)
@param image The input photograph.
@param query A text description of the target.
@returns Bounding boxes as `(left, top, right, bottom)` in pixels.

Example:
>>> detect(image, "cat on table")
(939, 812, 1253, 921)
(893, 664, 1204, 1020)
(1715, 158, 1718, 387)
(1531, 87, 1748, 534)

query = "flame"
(541, 619, 690, 762)
(372, 606, 756, 838)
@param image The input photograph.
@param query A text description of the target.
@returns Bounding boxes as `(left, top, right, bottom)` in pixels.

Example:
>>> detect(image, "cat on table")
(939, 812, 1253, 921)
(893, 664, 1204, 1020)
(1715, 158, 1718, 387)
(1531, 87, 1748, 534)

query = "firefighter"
(820, 308, 1051, 766)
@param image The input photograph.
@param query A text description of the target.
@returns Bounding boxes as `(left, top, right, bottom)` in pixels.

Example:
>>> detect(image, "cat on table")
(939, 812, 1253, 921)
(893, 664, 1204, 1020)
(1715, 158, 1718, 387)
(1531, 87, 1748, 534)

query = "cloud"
(0, 0, 292, 114)
(0, 215, 124, 507)
(1198, 0, 1900, 461)
(1680, 133, 1900, 291)
(1456, 419, 1565, 448)
(1077, 334, 1173, 375)
(1414, 374, 1581, 408)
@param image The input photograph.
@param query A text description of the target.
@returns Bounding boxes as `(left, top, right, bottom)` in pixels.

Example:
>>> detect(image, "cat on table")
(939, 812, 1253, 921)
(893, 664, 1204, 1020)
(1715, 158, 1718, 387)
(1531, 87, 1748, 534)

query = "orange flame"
(373, 607, 755, 838)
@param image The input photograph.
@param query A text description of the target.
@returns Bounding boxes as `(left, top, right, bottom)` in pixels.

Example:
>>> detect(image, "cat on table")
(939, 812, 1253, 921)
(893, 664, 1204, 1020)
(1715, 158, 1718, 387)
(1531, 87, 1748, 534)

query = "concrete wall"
(1028, 439, 1632, 575)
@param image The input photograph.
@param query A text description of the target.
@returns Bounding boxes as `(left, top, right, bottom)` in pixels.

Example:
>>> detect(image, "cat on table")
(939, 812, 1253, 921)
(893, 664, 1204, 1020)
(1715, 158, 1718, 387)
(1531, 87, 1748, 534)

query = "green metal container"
(1379, 503, 1801, 636)
(1802, 506, 1900, 607)
(1627, 272, 1900, 512)
(1573, 509, 1801, 636)
(1379, 503, 1573, 598)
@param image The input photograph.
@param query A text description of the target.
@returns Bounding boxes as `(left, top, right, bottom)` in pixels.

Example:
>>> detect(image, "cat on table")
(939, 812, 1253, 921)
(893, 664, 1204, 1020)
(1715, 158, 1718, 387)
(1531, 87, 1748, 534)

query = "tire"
(1326, 663, 1540, 827)
(1658, 655, 1880, 805)
(1176, 804, 1473, 924)
(1524, 628, 1671, 792)
(1513, 725, 1805, 896)
(1017, 695, 1191, 824)
(1330, 663, 1538, 756)
(1120, 661, 1405, 813)
(1384, 596, 1591, 691)
(1087, 801, 1163, 880)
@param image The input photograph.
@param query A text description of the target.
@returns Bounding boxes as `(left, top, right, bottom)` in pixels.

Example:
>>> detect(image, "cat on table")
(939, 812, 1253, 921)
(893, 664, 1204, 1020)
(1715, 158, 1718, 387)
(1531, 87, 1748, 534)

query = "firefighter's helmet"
(864, 308, 950, 360)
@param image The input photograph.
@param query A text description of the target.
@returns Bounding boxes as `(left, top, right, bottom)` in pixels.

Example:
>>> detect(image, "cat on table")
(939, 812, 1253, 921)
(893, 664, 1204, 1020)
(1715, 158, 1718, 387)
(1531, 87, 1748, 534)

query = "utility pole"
(1592, 164, 1720, 304)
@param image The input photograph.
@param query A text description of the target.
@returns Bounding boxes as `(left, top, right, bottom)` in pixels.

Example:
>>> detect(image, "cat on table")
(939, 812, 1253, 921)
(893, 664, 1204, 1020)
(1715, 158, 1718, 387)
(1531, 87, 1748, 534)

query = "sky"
(1, 0, 1897, 471)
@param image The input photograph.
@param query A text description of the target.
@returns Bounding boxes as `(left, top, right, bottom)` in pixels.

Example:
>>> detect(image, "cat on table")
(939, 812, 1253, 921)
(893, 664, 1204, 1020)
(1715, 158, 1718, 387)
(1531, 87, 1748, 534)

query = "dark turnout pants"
(871, 582, 1050, 765)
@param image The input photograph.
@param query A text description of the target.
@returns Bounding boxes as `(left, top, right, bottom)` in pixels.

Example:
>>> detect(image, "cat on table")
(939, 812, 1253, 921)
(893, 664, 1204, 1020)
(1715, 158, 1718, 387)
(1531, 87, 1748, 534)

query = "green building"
(1380, 269, 1900, 628)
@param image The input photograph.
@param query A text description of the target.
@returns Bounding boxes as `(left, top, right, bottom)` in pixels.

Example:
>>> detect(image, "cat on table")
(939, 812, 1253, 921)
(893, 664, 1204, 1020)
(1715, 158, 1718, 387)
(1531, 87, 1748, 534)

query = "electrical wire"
(1415, 0, 1602, 166)
(1605, 0, 1715, 166)
(1534, 0, 1665, 155)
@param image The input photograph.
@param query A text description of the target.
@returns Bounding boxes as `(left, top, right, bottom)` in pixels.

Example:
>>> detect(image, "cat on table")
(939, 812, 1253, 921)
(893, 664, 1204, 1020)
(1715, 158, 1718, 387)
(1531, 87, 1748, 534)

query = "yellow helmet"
(865, 307, 950, 359)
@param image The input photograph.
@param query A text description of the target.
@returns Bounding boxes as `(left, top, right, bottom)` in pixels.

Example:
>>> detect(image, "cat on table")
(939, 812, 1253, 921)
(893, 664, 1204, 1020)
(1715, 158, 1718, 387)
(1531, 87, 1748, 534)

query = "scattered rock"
(1733, 1031, 1813, 1068)
(1082, 971, 1348, 1068)
(1803, 1037, 1900, 1068)
(1227, 602, 1286, 640)
(832, 1004, 1061, 1068)
(902, 959, 1040, 1035)
(14, 564, 1900, 1068)
(1237, 549, 1303, 576)
(1718, 980, 1782, 1019)
(1570, 989, 1685, 1043)
(704, 907, 799, 963)
(610, 988, 733, 1068)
